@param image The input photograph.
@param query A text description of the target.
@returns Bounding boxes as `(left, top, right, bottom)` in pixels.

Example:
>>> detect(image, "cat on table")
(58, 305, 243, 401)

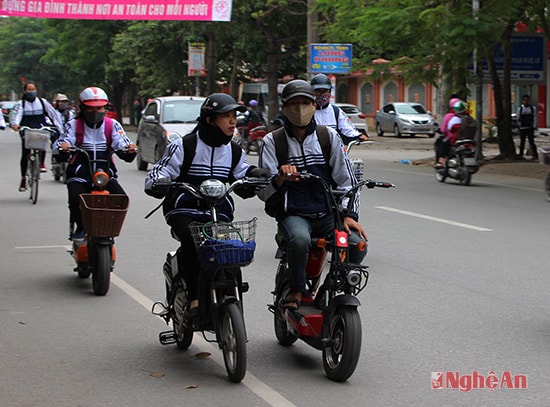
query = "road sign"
(471, 33, 547, 84)
(310, 44, 352, 74)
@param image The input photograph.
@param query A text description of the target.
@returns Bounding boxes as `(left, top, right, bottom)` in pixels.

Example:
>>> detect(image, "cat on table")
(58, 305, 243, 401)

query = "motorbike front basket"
(79, 194, 129, 237)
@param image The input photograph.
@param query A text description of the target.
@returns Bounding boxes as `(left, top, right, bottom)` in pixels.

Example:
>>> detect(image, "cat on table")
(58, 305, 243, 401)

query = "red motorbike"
(268, 172, 394, 381)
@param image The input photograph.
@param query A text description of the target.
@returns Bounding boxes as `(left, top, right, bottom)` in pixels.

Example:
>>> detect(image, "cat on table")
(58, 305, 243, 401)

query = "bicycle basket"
(189, 218, 257, 270)
(24, 129, 50, 151)
(79, 194, 129, 237)
(537, 146, 550, 165)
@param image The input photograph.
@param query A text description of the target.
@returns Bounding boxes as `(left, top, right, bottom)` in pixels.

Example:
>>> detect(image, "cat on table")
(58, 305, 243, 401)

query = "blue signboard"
(310, 43, 353, 74)
(471, 33, 547, 83)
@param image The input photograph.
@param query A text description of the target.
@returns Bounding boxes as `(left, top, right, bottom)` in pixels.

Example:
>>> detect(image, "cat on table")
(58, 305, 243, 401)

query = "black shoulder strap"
(316, 125, 332, 164)
(22, 97, 51, 121)
(332, 104, 340, 134)
(272, 127, 288, 167)
(272, 126, 331, 166)
(182, 133, 198, 175)
(229, 140, 241, 171)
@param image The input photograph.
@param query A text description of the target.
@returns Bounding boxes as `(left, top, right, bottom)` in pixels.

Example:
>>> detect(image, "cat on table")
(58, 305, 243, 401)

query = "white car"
(375, 102, 437, 138)
(136, 96, 205, 170)
(335, 103, 368, 135)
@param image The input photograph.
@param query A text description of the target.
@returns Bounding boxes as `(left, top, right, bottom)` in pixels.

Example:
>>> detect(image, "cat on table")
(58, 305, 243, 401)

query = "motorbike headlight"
(200, 179, 226, 199)
(92, 170, 109, 188)
(346, 268, 362, 286)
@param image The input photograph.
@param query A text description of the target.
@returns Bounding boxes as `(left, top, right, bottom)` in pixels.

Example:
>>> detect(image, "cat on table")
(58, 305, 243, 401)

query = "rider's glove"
(146, 177, 172, 199)
(247, 166, 272, 179)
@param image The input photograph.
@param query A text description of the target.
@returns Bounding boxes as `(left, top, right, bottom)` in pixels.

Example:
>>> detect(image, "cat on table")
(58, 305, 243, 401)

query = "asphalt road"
(1, 129, 549, 406)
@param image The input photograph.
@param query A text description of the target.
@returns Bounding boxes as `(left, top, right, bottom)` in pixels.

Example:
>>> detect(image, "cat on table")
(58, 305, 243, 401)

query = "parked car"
(1, 101, 18, 125)
(136, 96, 205, 171)
(375, 102, 437, 138)
(334, 103, 369, 135)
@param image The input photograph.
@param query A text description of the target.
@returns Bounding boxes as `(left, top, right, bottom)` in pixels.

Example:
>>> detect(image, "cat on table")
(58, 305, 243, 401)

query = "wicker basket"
(79, 194, 129, 237)
(537, 146, 550, 165)
(189, 218, 257, 270)
(24, 129, 51, 151)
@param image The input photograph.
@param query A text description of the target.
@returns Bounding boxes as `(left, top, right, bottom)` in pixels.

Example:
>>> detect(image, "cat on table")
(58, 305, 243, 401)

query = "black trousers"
(518, 128, 537, 158)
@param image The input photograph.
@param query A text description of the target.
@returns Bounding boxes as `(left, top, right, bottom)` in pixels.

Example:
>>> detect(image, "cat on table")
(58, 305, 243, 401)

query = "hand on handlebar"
(343, 217, 368, 241)
(59, 141, 72, 153)
(126, 143, 138, 154)
(276, 164, 300, 186)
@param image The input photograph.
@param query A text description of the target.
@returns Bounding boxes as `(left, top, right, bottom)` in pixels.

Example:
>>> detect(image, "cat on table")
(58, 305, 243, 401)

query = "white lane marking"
(375, 206, 493, 232)
(15, 245, 72, 250)
(110, 274, 297, 407)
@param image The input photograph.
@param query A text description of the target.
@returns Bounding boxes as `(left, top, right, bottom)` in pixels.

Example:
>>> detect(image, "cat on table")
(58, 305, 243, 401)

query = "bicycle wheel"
(28, 152, 39, 204)
(221, 302, 247, 382)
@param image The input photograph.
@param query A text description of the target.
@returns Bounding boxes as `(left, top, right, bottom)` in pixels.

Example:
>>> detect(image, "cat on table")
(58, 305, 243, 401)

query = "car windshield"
(339, 105, 360, 114)
(162, 100, 202, 123)
(396, 104, 427, 114)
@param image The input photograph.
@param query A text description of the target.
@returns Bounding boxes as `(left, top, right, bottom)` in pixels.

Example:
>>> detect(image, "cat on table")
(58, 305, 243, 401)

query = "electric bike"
(435, 139, 479, 186)
(268, 173, 394, 381)
(67, 147, 130, 296)
(151, 177, 269, 382)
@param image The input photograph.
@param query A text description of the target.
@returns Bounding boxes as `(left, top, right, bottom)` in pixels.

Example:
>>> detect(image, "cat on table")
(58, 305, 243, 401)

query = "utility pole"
(473, 0, 484, 161)
(307, 0, 319, 78)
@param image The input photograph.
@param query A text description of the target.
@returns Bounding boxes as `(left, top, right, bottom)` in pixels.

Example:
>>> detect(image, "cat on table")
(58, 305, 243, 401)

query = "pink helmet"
(79, 87, 109, 107)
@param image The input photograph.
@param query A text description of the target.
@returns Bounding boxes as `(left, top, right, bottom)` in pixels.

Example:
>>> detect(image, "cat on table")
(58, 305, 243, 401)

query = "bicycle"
(20, 126, 57, 204)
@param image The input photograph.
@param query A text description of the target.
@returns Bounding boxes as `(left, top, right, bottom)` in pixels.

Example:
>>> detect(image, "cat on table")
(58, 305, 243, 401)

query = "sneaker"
(19, 178, 27, 192)
(71, 230, 86, 242)
(40, 164, 47, 173)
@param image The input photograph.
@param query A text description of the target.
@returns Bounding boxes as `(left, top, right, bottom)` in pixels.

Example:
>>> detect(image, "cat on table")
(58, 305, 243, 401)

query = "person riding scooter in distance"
(256, 80, 368, 310)
(435, 99, 471, 168)
(144, 93, 271, 319)
(55, 86, 137, 241)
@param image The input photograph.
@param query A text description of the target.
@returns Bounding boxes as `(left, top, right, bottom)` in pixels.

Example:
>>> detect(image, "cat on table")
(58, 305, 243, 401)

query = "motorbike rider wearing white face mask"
(310, 73, 369, 145)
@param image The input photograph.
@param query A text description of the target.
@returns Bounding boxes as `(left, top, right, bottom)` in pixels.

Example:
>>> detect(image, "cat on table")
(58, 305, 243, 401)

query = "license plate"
(464, 157, 477, 166)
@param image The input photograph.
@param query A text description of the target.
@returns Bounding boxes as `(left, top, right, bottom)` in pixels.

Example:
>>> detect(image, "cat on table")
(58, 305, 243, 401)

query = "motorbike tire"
(92, 245, 111, 296)
(322, 306, 362, 382)
(221, 302, 247, 383)
(459, 171, 471, 186)
(173, 284, 193, 350)
(273, 288, 298, 346)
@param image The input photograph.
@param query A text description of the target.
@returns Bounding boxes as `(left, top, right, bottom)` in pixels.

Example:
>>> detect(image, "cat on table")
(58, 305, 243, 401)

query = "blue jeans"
(278, 214, 367, 293)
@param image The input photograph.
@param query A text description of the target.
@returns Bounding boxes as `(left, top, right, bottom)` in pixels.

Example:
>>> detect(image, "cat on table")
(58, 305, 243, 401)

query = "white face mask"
(282, 103, 316, 127)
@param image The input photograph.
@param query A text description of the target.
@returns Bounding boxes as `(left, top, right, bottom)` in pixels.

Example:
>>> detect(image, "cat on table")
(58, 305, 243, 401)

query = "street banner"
(310, 43, 352, 74)
(0, 0, 233, 21)
(188, 42, 206, 77)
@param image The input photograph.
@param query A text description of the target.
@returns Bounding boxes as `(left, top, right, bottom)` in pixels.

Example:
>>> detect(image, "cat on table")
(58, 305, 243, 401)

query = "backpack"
(456, 113, 477, 140)
(75, 117, 113, 146)
(272, 125, 331, 167)
(181, 133, 242, 177)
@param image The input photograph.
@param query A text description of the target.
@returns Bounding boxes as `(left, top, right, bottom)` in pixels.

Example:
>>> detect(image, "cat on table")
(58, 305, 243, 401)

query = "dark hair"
(522, 94, 530, 99)
(23, 81, 36, 91)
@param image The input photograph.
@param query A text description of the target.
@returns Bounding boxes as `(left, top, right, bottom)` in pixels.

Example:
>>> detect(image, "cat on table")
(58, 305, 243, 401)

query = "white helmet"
(79, 87, 109, 107)
(54, 93, 69, 102)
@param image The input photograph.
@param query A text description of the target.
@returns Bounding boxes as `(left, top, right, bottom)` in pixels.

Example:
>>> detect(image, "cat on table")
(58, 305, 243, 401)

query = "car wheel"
(376, 122, 384, 137)
(394, 124, 402, 138)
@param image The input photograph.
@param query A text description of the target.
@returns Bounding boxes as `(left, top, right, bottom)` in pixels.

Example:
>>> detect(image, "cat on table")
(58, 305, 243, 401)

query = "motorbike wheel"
(322, 306, 362, 382)
(274, 290, 298, 346)
(92, 245, 111, 296)
(172, 284, 193, 350)
(221, 302, 247, 383)
(459, 171, 471, 186)
(435, 170, 446, 183)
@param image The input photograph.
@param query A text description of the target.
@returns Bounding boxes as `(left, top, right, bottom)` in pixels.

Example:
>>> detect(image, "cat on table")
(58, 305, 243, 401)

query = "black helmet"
(281, 80, 315, 103)
(200, 93, 246, 118)
(310, 74, 332, 91)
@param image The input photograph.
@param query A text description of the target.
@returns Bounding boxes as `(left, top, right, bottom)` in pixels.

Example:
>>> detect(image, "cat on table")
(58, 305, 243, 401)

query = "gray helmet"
(281, 80, 315, 103)
(310, 74, 332, 90)
(200, 93, 246, 118)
